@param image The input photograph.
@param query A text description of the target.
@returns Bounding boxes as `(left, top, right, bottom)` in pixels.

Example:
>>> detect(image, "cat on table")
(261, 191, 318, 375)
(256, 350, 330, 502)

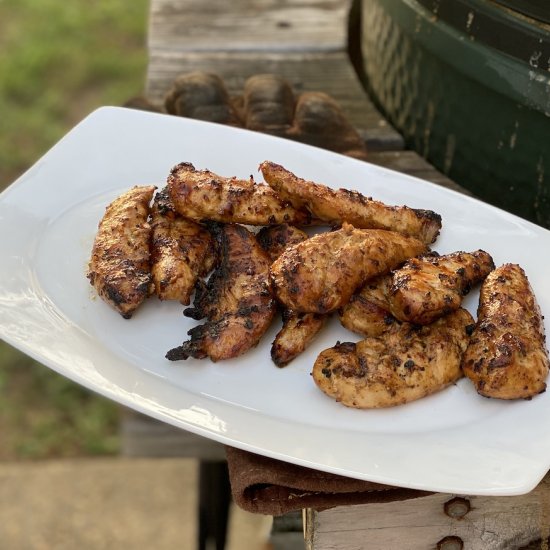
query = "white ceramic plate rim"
(1, 106, 550, 496)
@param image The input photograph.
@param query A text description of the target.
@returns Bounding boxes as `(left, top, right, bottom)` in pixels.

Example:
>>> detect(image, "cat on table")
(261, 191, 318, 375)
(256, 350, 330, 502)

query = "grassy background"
(0, 0, 149, 459)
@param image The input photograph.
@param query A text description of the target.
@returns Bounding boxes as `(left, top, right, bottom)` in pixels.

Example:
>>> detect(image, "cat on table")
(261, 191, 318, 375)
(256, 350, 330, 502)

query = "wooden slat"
(307, 476, 550, 549)
(146, 0, 404, 149)
(120, 410, 226, 461)
(367, 150, 468, 192)
(149, 0, 349, 53)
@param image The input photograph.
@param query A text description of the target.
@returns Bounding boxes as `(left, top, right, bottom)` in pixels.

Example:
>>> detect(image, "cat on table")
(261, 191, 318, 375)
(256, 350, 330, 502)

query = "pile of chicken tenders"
(87, 161, 550, 408)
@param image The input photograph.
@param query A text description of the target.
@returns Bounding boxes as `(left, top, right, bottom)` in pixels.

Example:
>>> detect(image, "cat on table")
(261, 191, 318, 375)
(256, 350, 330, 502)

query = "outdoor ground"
(0, 0, 149, 460)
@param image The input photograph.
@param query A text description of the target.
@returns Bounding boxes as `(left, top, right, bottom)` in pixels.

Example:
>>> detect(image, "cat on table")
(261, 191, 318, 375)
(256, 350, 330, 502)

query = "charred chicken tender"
(260, 161, 441, 244)
(270, 223, 427, 314)
(257, 224, 328, 367)
(167, 162, 310, 226)
(339, 273, 396, 337)
(313, 308, 475, 409)
(256, 224, 309, 261)
(166, 223, 276, 362)
(88, 185, 156, 319)
(150, 188, 216, 304)
(271, 310, 328, 367)
(462, 264, 550, 400)
(388, 250, 495, 325)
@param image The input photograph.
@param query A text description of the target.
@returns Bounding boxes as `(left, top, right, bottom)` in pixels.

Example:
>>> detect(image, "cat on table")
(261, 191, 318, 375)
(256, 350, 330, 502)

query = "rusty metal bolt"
(444, 497, 471, 519)
(437, 535, 464, 550)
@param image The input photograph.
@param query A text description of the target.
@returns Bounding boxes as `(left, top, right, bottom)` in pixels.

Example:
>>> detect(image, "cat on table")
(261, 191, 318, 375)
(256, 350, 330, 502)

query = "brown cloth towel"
(226, 446, 431, 516)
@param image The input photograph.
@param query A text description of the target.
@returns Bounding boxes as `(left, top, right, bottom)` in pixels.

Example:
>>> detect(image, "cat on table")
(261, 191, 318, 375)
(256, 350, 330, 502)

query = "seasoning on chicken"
(256, 223, 309, 260)
(87, 185, 156, 319)
(166, 223, 276, 362)
(260, 161, 441, 244)
(271, 309, 328, 367)
(313, 308, 475, 408)
(388, 250, 495, 325)
(462, 264, 549, 399)
(167, 162, 310, 226)
(270, 223, 427, 314)
(257, 224, 328, 367)
(150, 188, 216, 304)
(338, 274, 396, 337)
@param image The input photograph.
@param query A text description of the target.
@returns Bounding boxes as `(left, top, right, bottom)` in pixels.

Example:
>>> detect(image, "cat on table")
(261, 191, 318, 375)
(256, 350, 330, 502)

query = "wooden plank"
(120, 410, 226, 461)
(270, 512, 305, 550)
(146, 0, 404, 149)
(145, 50, 404, 150)
(149, 0, 349, 53)
(306, 476, 550, 549)
(367, 150, 469, 192)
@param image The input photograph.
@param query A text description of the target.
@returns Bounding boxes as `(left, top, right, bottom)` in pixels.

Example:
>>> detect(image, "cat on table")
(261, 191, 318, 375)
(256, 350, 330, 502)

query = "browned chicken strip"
(260, 161, 441, 244)
(150, 188, 216, 304)
(256, 224, 309, 260)
(87, 185, 155, 319)
(271, 223, 427, 314)
(258, 224, 328, 367)
(339, 274, 396, 337)
(166, 223, 276, 362)
(167, 162, 310, 226)
(388, 250, 495, 325)
(462, 264, 549, 399)
(271, 309, 328, 367)
(313, 308, 474, 408)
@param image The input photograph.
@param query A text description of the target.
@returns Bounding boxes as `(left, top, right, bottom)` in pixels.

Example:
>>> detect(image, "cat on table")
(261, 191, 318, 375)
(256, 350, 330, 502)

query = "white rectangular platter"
(1, 106, 550, 496)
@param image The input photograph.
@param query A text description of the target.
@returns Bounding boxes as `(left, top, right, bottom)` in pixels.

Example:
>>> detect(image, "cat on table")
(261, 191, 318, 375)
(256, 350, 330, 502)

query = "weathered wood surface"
(120, 409, 226, 461)
(146, 0, 404, 150)
(149, 0, 349, 53)
(306, 478, 550, 550)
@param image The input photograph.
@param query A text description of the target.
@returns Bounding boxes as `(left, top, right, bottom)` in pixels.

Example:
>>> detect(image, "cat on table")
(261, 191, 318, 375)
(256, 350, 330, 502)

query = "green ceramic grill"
(360, 0, 550, 227)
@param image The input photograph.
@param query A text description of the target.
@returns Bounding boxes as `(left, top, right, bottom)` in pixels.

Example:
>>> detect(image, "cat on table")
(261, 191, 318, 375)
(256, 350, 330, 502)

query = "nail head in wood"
(444, 497, 471, 519)
(437, 535, 464, 550)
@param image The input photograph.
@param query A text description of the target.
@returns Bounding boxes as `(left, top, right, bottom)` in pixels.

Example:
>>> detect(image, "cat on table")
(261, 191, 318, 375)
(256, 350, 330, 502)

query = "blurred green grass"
(0, 0, 149, 187)
(0, 0, 149, 459)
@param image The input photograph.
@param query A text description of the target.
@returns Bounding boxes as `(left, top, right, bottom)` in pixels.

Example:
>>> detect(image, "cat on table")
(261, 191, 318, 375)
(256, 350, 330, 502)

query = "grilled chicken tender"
(167, 162, 309, 226)
(271, 310, 328, 367)
(313, 308, 474, 408)
(271, 223, 427, 314)
(388, 250, 495, 325)
(258, 224, 328, 367)
(88, 185, 155, 319)
(462, 264, 549, 399)
(166, 223, 276, 362)
(256, 223, 310, 260)
(260, 161, 441, 244)
(150, 188, 216, 304)
(339, 274, 396, 337)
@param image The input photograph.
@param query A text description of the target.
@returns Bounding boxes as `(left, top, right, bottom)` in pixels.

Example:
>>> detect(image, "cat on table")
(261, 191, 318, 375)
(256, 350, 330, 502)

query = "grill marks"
(387, 250, 495, 325)
(313, 308, 474, 408)
(462, 264, 549, 399)
(260, 161, 442, 244)
(166, 223, 276, 362)
(167, 162, 310, 226)
(270, 224, 427, 314)
(150, 188, 216, 304)
(87, 185, 156, 319)
(258, 224, 328, 367)
(87, 162, 549, 408)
